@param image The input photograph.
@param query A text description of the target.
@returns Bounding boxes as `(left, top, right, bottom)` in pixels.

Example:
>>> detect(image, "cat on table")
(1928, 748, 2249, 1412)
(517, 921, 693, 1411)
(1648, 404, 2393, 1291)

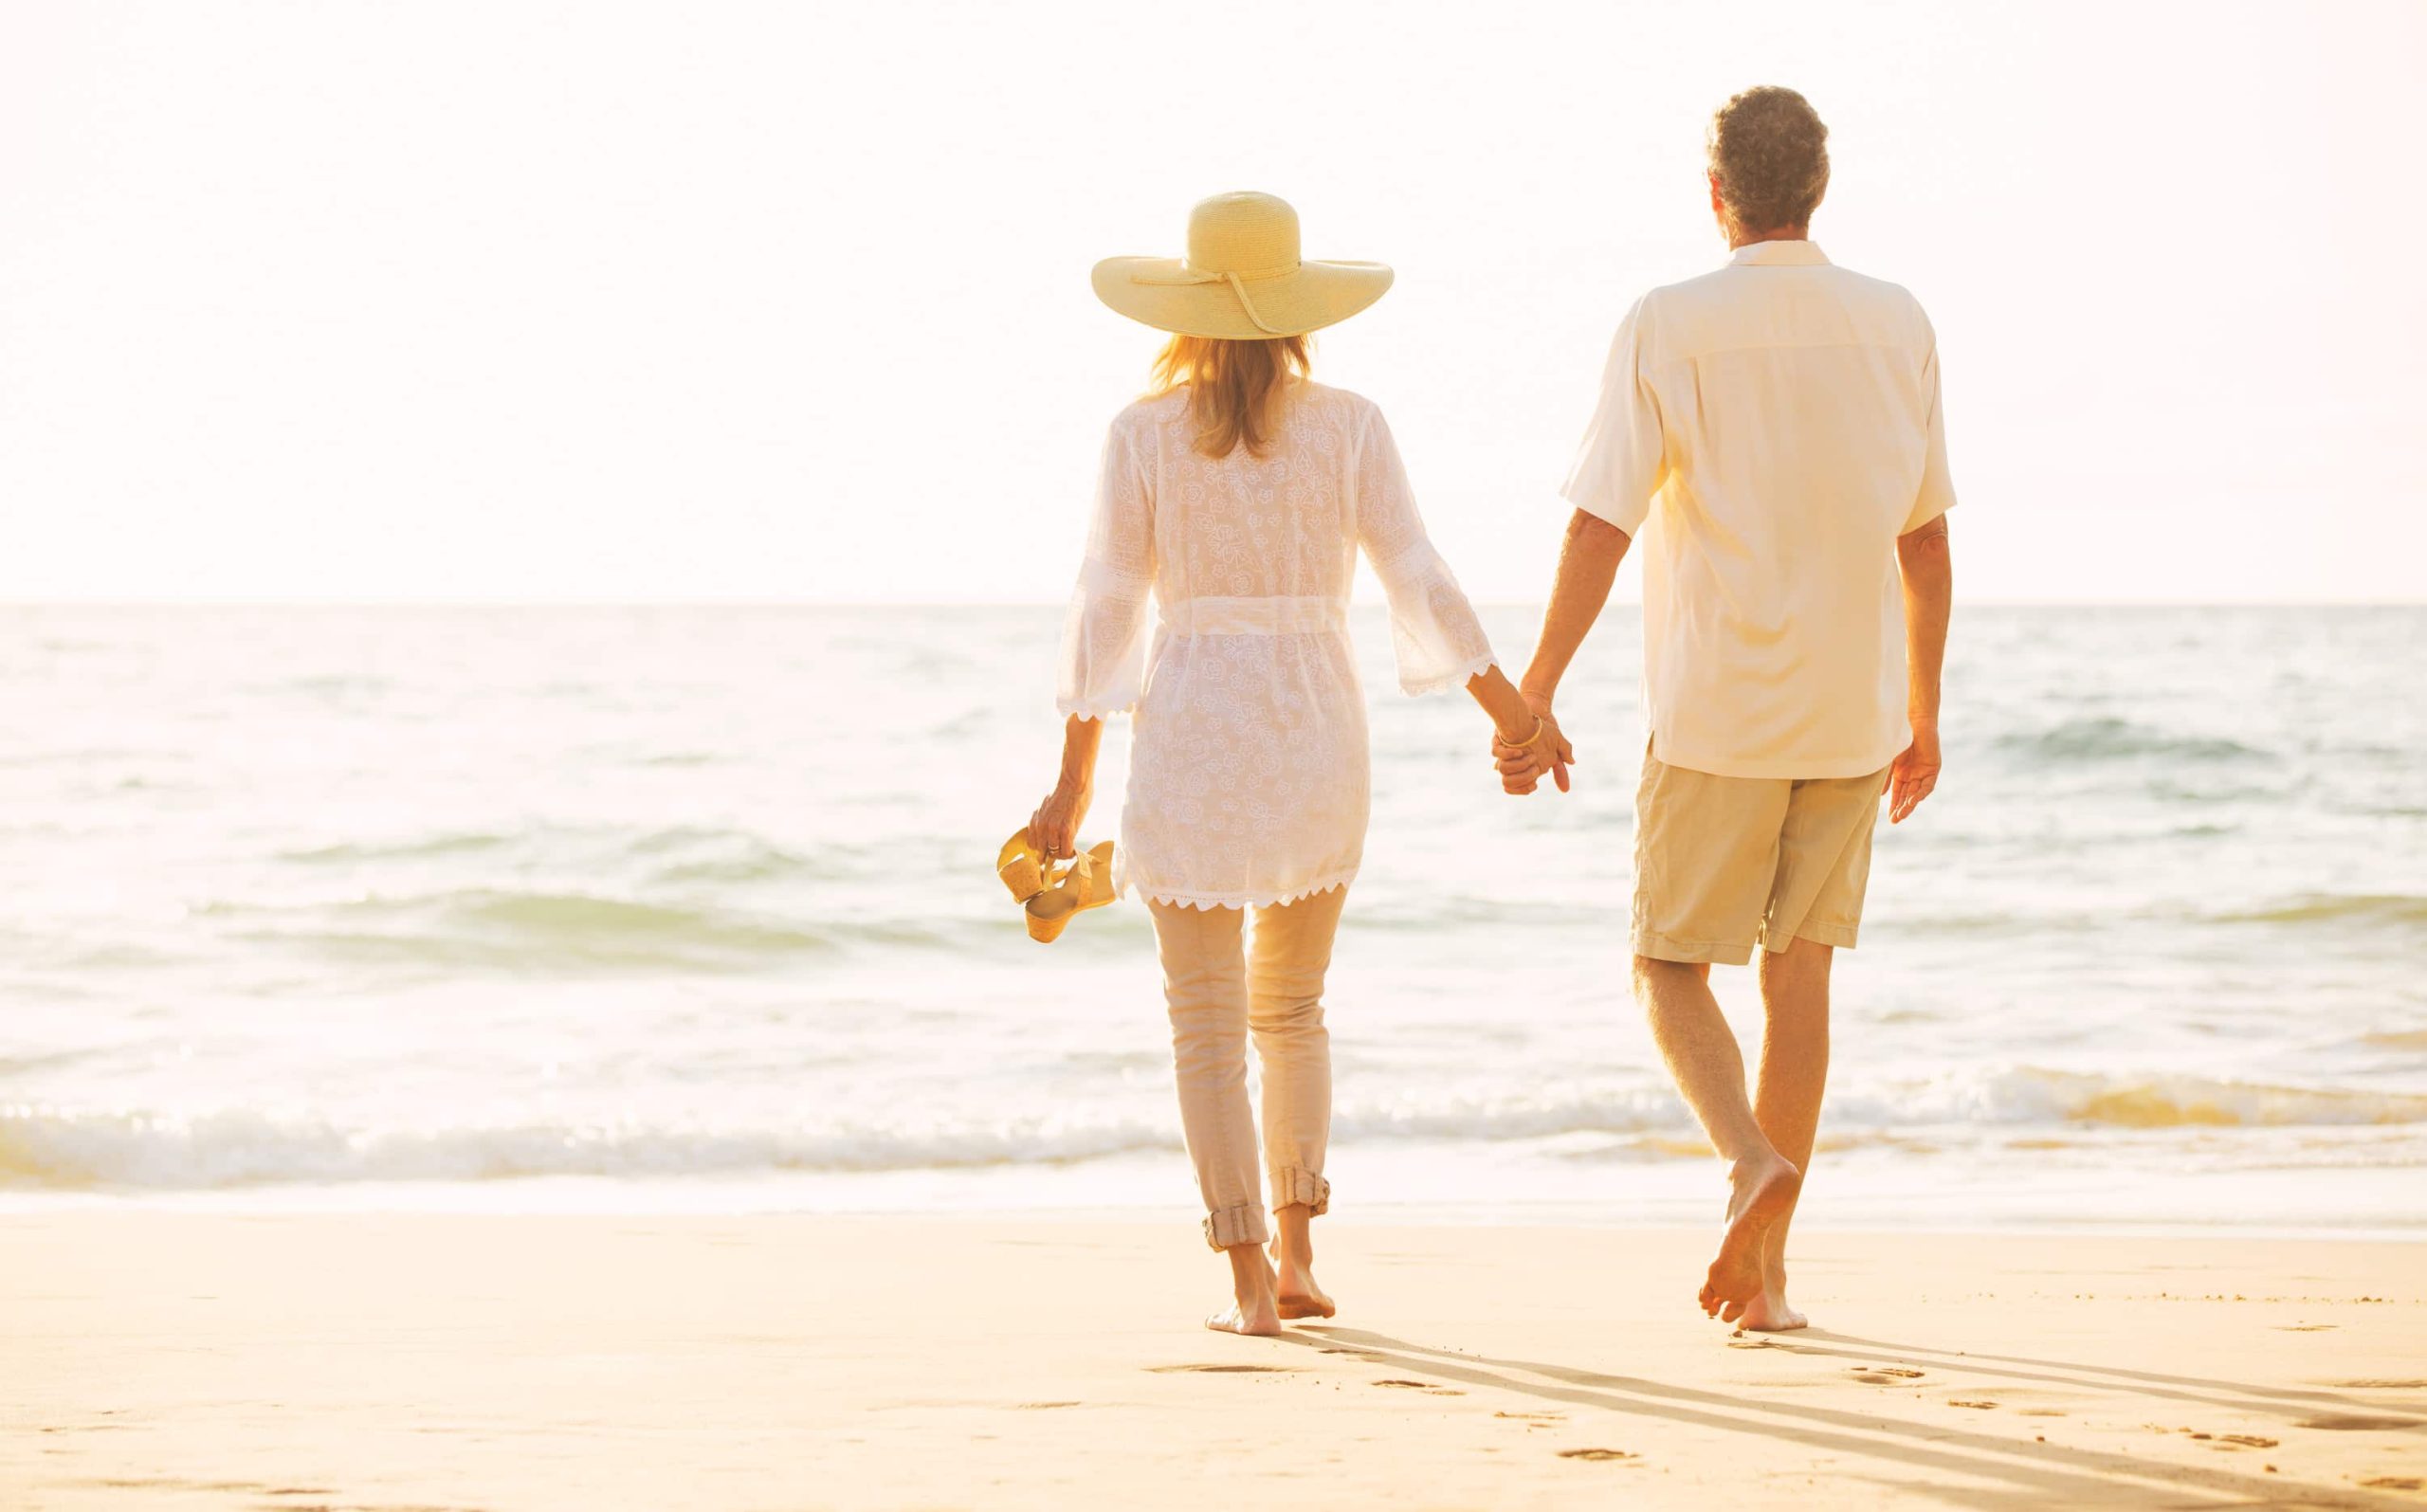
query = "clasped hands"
(1493, 692, 1574, 796)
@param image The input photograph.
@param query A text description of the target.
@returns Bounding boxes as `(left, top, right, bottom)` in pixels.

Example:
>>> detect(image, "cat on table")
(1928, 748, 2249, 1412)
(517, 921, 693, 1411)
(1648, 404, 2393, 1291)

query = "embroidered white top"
(1057, 382, 1495, 909)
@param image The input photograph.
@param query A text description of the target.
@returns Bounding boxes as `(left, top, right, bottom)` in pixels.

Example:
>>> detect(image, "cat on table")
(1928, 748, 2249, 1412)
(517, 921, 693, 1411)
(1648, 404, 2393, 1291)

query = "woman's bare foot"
(1701, 1155, 1801, 1323)
(1269, 1201, 1334, 1319)
(1205, 1300, 1284, 1336)
(1273, 1249, 1335, 1320)
(1207, 1242, 1283, 1336)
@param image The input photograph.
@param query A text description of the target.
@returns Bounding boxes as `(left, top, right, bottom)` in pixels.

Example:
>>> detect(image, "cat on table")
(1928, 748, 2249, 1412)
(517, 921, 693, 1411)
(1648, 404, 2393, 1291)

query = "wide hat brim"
(1091, 256, 1394, 339)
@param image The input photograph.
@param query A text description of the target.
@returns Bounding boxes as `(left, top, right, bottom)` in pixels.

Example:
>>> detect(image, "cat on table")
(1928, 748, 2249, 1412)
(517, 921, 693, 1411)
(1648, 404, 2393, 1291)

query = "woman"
(1029, 191, 1560, 1336)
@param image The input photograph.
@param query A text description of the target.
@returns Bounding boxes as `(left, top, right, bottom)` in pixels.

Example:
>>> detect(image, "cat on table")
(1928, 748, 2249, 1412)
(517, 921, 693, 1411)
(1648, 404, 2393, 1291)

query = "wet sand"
(6, 1215, 2423, 1508)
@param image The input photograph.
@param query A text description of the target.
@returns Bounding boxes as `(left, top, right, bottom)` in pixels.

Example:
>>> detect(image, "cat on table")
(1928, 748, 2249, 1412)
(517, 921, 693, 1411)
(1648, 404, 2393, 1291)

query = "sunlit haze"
(4, 2, 2420, 603)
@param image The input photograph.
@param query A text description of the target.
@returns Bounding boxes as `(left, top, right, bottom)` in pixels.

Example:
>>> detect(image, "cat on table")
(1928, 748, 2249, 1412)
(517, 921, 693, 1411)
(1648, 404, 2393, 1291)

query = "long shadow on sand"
(1758, 1330, 2427, 1423)
(1280, 1325, 2423, 1511)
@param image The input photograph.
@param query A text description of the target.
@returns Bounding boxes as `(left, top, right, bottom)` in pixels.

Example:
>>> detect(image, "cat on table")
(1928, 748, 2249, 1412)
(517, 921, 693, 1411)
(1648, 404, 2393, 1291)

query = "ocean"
(2, 604, 2421, 1234)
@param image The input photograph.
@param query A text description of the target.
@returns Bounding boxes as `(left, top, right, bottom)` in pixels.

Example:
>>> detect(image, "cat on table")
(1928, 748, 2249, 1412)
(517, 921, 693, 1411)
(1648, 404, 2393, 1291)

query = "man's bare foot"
(1700, 1155, 1801, 1323)
(1737, 1265, 1809, 1332)
(1273, 1249, 1335, 1321)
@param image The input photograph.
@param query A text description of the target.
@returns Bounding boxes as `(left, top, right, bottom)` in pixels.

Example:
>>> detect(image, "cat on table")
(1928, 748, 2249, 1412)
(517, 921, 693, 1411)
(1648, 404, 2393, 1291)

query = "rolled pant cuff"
(1202, 1203, 1270, 1250)
(1269, 1167, 1329, 1216)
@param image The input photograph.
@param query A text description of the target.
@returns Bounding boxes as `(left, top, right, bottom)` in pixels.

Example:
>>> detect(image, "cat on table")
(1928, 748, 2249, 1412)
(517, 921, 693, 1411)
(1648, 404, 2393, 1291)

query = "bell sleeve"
(1351, 404, 1497, 697)
(1054, 419, 1157, 719)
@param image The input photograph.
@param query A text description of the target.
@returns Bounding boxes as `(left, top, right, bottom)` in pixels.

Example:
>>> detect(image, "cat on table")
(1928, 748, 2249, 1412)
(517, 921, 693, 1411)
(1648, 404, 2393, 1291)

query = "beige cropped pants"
(1147, 886, 1347, 1251)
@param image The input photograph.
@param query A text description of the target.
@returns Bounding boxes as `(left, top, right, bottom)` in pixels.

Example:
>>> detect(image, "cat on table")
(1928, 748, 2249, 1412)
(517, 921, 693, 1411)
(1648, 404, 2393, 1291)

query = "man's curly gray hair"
(1706, 86, 1830, 235)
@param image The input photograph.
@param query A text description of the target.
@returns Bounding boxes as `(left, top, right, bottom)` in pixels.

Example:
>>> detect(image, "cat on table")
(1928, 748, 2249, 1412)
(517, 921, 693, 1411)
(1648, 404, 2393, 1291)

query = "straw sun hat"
(1092, 191, 1393, 340)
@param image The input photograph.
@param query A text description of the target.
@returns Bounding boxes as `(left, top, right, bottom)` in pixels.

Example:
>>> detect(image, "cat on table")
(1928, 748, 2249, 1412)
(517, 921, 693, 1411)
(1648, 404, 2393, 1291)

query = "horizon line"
(1, 598, 2421, 611)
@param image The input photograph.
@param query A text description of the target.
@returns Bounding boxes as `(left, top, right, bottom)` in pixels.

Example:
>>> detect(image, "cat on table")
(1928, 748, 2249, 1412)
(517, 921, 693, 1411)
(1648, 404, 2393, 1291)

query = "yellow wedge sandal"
(998, 829, 1116, 943)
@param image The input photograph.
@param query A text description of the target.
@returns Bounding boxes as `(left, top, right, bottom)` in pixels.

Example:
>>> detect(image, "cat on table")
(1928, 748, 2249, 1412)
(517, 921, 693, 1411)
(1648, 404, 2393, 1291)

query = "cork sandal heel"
(1017, 838, 1117, 944)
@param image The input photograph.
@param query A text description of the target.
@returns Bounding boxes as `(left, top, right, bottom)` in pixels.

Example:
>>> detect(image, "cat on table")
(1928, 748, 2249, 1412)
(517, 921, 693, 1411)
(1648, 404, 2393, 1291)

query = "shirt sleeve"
(1904, 331, 1958, 533)
(1560, 296, 1665, 535)
(1054, 418, 1156, 719)
(1353, 404, 1497, 697)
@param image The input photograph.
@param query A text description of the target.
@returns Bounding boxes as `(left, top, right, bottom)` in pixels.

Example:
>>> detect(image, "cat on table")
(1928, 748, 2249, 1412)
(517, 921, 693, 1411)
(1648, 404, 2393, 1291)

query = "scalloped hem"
(1137, 874, 1355, 911)
(1053, 697, 1137, 720)
(1400, 653, 1499, 699)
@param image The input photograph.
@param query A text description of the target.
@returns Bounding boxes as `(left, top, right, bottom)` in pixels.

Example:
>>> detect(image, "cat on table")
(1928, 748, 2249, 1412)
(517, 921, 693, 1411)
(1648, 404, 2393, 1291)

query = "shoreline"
(9, 1214, 2423, 1508)
(1, 1189, 2421, 1245)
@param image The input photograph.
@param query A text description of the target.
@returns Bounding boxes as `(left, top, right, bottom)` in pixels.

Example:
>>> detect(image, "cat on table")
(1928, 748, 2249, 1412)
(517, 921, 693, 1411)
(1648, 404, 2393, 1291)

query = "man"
(1499, 85, 1955, 1331)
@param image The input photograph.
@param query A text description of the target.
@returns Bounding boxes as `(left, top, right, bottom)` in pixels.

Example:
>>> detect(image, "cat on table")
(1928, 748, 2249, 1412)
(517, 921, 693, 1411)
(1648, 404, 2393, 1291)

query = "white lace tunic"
(1056, 382, 1496, 909)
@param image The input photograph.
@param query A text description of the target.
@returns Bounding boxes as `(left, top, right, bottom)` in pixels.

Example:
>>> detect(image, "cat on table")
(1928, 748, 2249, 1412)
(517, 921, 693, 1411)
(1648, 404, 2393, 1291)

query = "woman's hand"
(1030, 778, 1092, 861)
(1494, 691, 1574, 795)
(1469, 667, 1571, 795)
(1031, 715, 1107, 860)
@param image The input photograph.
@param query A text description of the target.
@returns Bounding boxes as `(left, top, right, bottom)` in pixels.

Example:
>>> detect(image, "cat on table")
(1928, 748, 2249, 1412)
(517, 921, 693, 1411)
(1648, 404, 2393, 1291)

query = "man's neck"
(1728, 225, 1810, 249)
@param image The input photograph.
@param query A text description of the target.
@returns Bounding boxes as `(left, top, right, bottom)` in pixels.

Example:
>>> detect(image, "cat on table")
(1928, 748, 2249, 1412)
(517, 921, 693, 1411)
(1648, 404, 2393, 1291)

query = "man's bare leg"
(1634, 956, 1802, 1321)
(1742, 937, 1833, 1331)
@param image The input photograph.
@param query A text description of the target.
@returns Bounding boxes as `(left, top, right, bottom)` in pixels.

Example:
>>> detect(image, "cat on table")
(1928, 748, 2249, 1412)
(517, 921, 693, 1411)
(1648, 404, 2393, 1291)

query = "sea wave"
(195, 889, 960, 968)
(1997, 717, 2270, 764)
(278, 823, 821, 884)
(2216, 895, 2427, 928)
(1943, 1069, 2427, 1130)
(7, 1068, 2423, 1190)
(0, 1107, 1183, 1190)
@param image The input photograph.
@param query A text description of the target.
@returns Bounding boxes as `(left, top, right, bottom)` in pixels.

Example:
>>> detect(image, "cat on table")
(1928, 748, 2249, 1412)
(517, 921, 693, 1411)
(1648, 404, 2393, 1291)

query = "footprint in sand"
(2360, 1477, 2423, 1491)
(1496, 1412, 1566, 1424)
(1851, 1367, 1927, 1383)
(2274, 1323, 2337, 1332)
(1558, 1448, 1641, 1463)
(2298, 1414, 2423, 1430)
(2336, 1379, 2427, 1389)
(1015, 1402, 1082, 1411)
(2019, 1410, 2068, 1418)
(1949, 1400, 1998, 1410)
(1373, 1378, 1465, 1395)
(1148, 1364, 1299, 1375)
(2216, 1434, 2278, 1449)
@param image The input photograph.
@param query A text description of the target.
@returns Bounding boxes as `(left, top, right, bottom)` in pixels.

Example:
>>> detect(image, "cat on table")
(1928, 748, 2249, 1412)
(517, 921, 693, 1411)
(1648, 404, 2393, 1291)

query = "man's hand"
(1029, 778, 1092, 860)
(1494, 693, 1574, 796)
(1887, 720, 1940, 824)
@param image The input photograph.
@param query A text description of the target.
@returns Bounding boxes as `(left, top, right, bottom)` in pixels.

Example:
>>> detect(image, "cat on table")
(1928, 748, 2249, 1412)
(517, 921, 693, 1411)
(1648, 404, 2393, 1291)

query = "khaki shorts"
(1632, 745, 1889, 966)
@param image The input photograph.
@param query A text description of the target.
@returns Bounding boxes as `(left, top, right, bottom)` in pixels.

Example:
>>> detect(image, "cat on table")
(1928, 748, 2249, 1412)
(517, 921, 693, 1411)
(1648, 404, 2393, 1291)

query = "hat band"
(1129, 260, 1300, 337)
(1130, 259, 1302, 286)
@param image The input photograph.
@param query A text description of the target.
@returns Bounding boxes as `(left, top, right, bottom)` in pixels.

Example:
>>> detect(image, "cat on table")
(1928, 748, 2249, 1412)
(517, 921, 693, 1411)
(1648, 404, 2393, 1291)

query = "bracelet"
(1502, 716, 1547, 751)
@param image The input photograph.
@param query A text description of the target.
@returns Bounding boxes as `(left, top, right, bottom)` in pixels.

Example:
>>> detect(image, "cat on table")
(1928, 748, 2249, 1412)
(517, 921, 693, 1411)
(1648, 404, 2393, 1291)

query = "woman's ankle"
(1272, 1202, 1316, 1266)
(1224, 1242, 1277, 1299)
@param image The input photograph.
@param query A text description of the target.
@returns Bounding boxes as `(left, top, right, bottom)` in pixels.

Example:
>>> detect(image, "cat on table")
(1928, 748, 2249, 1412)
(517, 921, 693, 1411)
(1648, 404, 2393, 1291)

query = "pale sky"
(3, 1, 2421, 603)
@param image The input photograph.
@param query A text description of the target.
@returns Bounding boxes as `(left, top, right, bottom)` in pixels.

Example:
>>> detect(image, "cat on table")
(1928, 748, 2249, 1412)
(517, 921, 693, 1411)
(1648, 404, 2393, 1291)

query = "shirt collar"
(1729, 239, 1830, 267)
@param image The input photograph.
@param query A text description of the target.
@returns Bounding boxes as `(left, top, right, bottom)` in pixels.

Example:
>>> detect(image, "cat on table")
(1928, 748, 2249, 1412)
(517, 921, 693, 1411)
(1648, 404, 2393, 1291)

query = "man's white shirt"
(1564, 240, 1957, 779)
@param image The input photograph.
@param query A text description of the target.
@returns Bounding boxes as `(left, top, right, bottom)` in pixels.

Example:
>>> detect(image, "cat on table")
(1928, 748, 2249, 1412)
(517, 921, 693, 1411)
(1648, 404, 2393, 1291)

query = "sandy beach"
(5, 1214, 2421, 1509)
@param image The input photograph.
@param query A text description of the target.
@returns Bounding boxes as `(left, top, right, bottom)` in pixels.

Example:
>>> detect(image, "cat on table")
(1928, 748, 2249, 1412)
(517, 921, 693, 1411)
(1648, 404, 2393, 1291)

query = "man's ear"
(1707, 173, 1725, 216)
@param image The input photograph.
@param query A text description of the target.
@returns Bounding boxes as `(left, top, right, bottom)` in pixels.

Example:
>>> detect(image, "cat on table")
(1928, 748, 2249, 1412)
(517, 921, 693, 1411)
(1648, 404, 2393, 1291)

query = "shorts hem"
(1762, 919, 1860, 952)
(1631, 929, 1756, 967)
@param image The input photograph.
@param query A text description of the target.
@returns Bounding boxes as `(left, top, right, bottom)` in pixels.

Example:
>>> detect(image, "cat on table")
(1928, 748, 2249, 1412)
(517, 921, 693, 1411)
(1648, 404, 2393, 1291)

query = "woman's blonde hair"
(1148, 334, 1311, 460)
